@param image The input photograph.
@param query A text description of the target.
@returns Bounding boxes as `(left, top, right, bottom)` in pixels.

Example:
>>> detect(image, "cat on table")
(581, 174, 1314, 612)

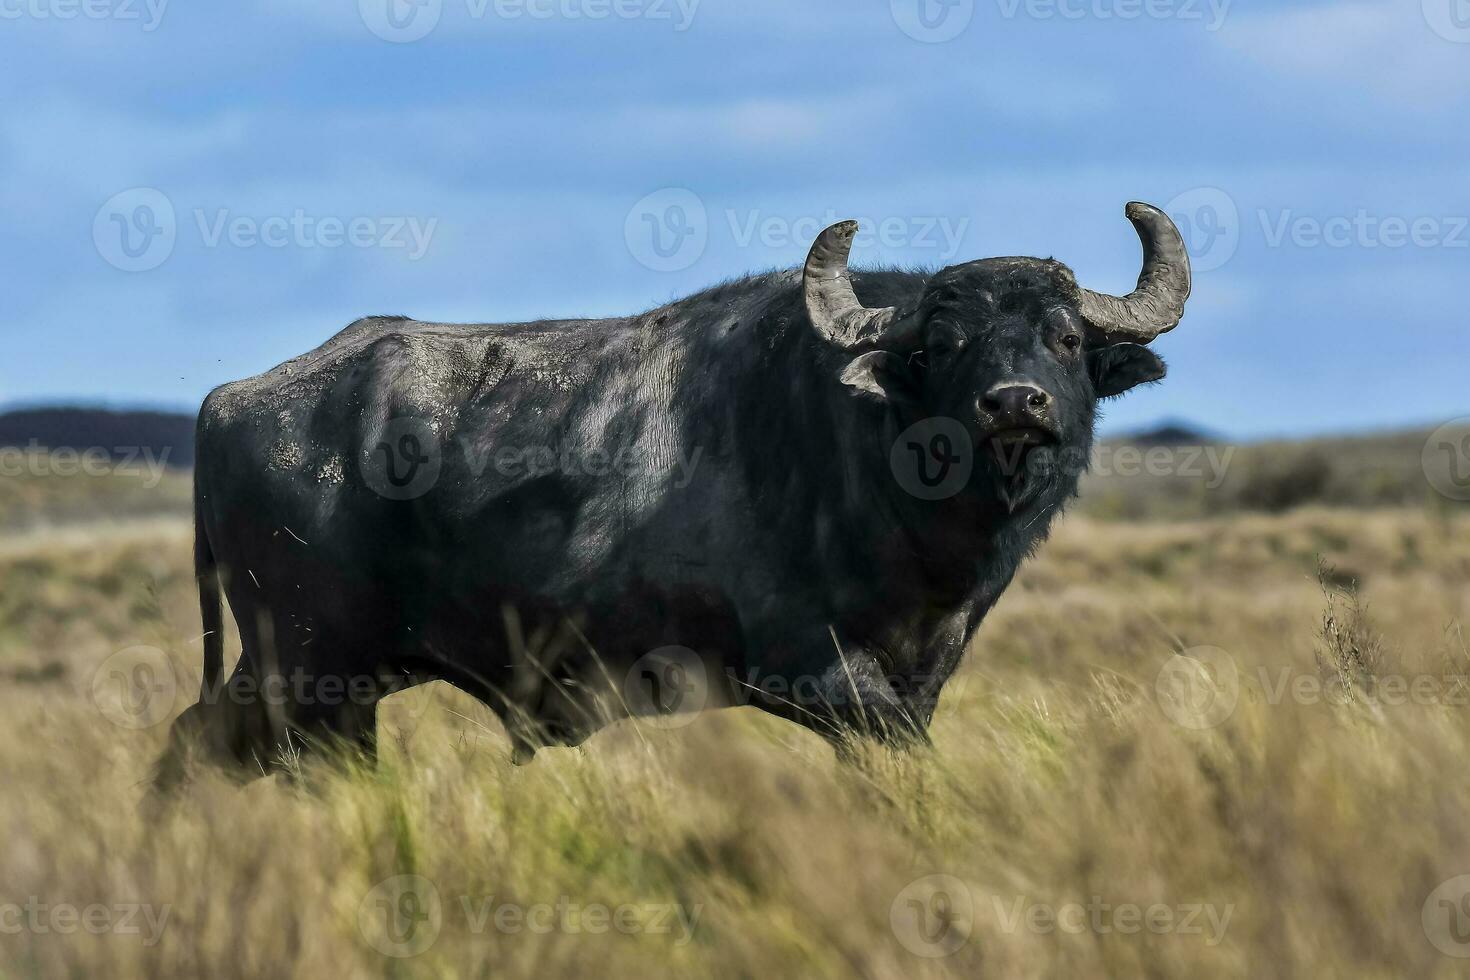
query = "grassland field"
(3, 435, 1470, 977)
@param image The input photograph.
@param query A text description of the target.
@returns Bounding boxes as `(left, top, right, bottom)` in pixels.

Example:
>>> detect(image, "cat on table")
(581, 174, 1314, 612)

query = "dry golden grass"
(4, 508, 1470, 977)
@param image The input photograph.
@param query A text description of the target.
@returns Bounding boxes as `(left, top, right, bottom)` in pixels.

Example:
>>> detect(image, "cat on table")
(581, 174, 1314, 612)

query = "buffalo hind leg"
(152, 661, 381, 796)
(150, 665, 281, 796)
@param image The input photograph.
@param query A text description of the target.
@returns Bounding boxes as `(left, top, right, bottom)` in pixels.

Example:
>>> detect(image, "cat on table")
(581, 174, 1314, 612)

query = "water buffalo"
(155, 201, 1190, 786)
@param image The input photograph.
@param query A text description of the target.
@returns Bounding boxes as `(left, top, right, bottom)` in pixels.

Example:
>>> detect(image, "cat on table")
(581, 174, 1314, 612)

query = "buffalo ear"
(1088, 343, 1166, 399)
(840, 351, 920, 404)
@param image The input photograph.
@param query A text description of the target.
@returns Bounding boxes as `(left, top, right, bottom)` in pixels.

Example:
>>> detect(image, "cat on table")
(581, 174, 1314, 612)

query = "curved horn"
(1078, 202, 1192, 344)
(804, 221, 918, 350)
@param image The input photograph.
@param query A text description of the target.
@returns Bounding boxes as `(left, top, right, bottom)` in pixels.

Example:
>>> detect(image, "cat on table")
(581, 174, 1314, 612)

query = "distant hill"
(0, 407, 195, 467)
(1116, 421, 1219, 447)
(1080, 425, 1457, 519)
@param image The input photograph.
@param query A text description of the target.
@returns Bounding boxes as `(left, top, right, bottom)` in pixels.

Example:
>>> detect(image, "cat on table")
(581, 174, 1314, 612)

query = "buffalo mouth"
(984, 426, 1059, 452)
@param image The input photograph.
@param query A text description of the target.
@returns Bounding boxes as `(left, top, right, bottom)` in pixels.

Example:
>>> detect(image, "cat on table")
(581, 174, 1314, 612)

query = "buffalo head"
(804, 203, 1191, 501)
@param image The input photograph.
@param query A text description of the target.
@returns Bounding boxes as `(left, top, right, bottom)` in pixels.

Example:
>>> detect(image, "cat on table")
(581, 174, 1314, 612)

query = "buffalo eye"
(1059, 333, 1082, 353)
(924, 323, 966, 369)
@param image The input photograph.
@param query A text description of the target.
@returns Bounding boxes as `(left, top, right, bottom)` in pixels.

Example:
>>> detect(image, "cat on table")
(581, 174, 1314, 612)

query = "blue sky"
(2, 0, 1467, 438)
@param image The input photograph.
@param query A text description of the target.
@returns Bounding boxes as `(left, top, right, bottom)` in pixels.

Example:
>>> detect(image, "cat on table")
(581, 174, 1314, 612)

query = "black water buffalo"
(156, 202, 1191, 786)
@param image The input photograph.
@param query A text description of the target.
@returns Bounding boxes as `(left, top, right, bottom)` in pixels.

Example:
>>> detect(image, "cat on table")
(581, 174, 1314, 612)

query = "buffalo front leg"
(815, 653, 933, 748)
(754, 635, 934, 751)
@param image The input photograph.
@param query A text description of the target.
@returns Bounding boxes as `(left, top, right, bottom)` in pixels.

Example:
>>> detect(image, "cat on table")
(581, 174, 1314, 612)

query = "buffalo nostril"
(1027, 391, 1049, 409)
